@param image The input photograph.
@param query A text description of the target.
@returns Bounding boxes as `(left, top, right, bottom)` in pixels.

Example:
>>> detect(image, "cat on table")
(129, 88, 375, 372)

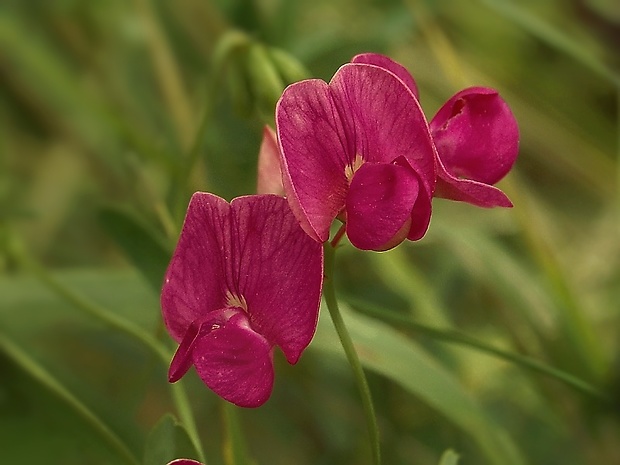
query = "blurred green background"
(1, 0, 619, 464)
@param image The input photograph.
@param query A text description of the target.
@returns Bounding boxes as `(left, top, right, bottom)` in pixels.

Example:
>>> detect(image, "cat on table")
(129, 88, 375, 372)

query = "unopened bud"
(225, 49, 255, 118)
(246, 43, 285, 123)
(267, 47, 311, 84)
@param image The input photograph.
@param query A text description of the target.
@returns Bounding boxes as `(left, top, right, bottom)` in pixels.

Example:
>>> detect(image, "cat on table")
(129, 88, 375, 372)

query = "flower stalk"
(222, 401, 253, 465)
(323, 243, 381, 465)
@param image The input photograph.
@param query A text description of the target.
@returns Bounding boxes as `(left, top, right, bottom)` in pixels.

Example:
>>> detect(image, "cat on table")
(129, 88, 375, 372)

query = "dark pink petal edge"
(435, 156, 513, 207)
(351, 53, 420, 99)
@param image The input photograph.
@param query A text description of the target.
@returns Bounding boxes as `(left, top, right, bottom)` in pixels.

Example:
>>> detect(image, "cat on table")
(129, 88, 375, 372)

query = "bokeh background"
(1, 0, 619, 464)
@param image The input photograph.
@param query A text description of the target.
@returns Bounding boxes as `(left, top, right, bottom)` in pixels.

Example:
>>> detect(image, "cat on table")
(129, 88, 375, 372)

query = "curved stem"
(323, 244, 381, 465)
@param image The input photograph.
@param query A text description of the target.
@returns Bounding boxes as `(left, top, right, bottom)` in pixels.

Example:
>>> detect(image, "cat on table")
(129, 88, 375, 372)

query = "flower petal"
(407, 186, 433, 241)
(161, 193, 232, 342)
(230, 195, 323, 364)
(191, 310, 274, 408)
(168, 317, 202, 383)
(430, 87, 519, 185)
(167, 460, 203, 465)
(330, 63, 436, 198)
(435, 163, 513, 207)
(351, 53, 419, 99)
(256, 126, 285, 195)
(276, 79, 350, 242)
(346, 161, 420, 251)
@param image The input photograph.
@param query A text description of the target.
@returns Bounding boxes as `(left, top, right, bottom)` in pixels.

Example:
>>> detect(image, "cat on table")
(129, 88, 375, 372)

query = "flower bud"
(225, 50, 255, 118)
(267, 47, 311, 84)
(246, 43, 285, 122)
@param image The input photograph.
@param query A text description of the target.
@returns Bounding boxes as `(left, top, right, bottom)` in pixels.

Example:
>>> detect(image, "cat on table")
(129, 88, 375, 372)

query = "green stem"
(351, 299, 611, 404)
(0, 332, 141, 465)
(323, 244, 381, 465)
(8, 232, 207, 463)
(221, 401, 253, 465)
(169, 382, 206, 463)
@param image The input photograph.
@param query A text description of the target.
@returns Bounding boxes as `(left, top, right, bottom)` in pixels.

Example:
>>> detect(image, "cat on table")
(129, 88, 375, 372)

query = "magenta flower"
(352, 53, 519, 208)
(276, 57, 437, 251)
(167, 460, 202, 465)
(429, 87, 519, 207)
(161, 193, 323, 408)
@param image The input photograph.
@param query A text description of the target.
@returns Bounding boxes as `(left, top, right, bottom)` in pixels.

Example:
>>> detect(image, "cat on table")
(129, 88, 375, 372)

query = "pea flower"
(276, 57, 437, 251)
(352, 53, 519, 208)
(161, 193, 323, 408)
(167, 460, 202, 465)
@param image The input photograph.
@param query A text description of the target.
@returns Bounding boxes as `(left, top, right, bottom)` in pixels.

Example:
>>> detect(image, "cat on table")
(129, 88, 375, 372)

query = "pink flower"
(276, 57, 437, 251)
(352, 53, 519, 208)
(161, 193, 323, 408)
(256, 126, 285, 196)
(167, 460, 202, 465)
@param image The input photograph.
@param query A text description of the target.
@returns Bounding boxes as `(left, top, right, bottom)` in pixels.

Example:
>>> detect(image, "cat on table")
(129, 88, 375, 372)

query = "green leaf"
(99, 206, 172, 293)
(144, 414, 200, 465)
(311, 305, 526, 465)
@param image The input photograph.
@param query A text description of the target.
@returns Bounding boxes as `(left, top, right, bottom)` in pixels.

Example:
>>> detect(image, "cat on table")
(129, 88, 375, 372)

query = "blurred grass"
(1, 0, 619, 464)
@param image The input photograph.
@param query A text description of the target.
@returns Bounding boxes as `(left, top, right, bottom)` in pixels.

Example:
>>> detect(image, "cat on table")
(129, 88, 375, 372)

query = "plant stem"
(351, 299, 611, 404)
(330, 223, 347, 248)
(323, 244, 381, 465)
(221, 401, 253, 465)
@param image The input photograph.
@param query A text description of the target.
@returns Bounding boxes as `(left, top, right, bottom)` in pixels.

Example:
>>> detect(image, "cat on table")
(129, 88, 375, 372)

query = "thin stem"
(7, 231, 207, 463)
(0, 332, 141, 465)
(330, 223, 347, 248)
(351, 299, 611, 404)
(169, 382, 206, 463)
(221, 401, 252, 465)
(323, 244, 381, 465)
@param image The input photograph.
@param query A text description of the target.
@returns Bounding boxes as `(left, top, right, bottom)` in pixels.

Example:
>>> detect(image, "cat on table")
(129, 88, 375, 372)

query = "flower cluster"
(273, 53, 518, 250)
(161, 53, 518, 409)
